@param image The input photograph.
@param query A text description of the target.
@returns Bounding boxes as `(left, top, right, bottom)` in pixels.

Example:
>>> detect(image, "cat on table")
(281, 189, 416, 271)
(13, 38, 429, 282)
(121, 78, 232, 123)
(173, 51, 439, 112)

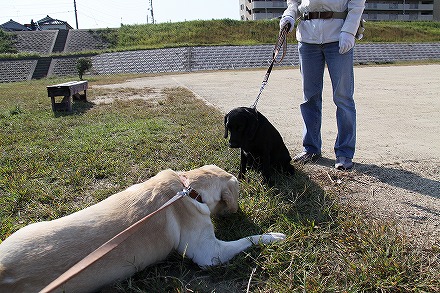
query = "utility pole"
(73, 0, 79, 29)
(149, 0, 155, 24)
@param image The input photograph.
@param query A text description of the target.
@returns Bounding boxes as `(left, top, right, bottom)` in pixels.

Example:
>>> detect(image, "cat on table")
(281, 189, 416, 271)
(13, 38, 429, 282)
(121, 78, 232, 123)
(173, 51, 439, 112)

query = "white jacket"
(282, 0, 365, 44)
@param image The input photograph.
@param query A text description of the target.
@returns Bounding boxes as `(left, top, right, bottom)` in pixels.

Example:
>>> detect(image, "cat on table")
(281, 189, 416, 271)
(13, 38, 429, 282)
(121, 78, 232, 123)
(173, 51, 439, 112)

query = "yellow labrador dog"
(0, 165, 285, 293)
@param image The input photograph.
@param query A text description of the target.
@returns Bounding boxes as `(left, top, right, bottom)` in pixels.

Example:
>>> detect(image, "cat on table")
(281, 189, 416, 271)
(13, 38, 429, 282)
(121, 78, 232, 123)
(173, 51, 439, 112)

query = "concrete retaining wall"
(1, 43, 439, 83)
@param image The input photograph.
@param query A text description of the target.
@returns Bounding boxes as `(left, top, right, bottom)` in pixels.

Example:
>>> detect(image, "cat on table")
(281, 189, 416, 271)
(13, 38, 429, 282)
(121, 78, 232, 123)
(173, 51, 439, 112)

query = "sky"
(1, 0, 241, 29)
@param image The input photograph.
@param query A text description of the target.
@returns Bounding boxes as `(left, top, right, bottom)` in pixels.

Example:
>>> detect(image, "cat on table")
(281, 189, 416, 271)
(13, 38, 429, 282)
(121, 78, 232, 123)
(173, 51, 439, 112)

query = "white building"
(239, 0, 287, 20)
(239, 0, 440, 21)
(364, 0, 438, 21)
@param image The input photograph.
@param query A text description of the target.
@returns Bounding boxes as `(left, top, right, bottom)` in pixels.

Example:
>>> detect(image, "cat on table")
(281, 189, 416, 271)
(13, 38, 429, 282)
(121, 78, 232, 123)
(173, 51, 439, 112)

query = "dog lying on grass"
(0, 165, 285, 293)
(224, 107, 295, 183)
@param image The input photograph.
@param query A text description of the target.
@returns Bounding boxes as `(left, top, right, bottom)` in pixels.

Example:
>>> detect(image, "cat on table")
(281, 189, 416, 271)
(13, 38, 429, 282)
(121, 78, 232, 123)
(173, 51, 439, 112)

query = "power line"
(2, 11, 73, 19)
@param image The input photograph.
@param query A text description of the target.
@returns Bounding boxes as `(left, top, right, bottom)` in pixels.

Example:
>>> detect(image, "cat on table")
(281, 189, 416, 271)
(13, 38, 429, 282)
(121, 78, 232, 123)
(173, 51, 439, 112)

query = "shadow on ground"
(53, 100, 95, 117)
(316, 157, 439, 199)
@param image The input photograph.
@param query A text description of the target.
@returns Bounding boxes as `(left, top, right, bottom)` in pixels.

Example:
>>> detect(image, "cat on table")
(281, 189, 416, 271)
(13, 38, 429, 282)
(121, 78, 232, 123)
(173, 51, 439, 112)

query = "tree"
(76, 58, 92, 80)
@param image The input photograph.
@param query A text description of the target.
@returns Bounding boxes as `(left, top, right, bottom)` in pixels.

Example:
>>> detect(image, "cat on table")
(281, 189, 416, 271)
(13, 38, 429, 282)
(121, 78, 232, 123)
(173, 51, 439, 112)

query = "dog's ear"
(244, 108, 259, 140)
(223, 114, 229, 138)
(221, 178, 239, 213)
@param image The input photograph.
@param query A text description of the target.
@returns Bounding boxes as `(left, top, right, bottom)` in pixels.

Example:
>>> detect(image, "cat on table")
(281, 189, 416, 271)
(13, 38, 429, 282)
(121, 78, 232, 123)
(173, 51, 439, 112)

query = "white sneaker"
(335, 157, 353, 170)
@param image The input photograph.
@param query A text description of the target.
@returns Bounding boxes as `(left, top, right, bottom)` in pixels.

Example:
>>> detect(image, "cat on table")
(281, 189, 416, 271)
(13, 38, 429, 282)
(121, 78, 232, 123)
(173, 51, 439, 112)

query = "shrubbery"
(0, 30, 18, 53)
(76, 57, 92, 80)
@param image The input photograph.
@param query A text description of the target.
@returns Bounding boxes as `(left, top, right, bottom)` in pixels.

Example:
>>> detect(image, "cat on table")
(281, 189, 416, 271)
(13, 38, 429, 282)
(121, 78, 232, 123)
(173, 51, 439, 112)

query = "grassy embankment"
(0, 19, 439, 59)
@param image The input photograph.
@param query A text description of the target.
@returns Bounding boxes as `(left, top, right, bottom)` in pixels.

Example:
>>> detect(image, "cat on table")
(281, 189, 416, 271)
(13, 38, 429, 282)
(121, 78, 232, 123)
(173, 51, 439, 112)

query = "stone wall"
(1, 43, 440, 83)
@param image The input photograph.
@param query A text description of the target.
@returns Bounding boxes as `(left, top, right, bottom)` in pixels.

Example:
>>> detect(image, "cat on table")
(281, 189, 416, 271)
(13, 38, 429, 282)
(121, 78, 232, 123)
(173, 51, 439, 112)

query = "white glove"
(338, 32, 355, 54)
(280, 16, 295, 33)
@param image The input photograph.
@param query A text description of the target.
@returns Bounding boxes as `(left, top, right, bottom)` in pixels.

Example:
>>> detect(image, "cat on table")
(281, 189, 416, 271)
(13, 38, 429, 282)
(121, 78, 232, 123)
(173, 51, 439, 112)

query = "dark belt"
(302, 11, 347, 20)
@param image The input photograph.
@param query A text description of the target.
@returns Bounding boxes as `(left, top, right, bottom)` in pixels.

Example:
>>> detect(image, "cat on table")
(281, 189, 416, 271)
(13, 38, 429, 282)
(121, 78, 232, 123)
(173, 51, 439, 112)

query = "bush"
(0, 30, 18, 53)
(76, 57, 92, 80)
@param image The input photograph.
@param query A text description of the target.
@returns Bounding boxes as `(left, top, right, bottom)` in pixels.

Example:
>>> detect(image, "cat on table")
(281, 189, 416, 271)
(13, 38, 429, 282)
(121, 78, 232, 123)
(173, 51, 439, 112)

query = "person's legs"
(324, 42, 356, 162)
(298, 42, 326, 157)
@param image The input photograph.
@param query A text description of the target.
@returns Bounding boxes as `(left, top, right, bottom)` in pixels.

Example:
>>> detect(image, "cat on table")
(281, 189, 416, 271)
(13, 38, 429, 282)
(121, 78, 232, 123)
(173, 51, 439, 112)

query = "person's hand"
(280, 16, 295, 33)
(339, 32, 355, 54)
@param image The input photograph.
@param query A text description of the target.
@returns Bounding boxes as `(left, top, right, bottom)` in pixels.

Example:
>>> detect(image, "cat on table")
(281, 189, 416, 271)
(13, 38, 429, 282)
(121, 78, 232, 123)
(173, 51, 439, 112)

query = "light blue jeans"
(298, 41, 356, 159)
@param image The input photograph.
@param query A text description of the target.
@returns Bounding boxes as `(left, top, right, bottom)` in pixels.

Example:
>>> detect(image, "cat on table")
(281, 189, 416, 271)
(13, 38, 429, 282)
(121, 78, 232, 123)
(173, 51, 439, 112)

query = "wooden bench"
(47, 81, 88, 112)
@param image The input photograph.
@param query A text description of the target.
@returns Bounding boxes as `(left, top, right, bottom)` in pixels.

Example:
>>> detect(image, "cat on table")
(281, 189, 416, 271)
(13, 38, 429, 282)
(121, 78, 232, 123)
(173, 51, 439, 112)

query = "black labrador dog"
(224, 107, 294, 182)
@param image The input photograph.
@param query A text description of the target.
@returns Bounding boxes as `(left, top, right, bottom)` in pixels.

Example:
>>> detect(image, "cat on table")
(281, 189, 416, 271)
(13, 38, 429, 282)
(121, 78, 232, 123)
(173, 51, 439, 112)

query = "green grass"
(1, 20, 439, 58)
(0, 76, 439, 292)
(116, 19, 283, 49)
(115, 20, 440, 49)
(363, 20, 440, 42)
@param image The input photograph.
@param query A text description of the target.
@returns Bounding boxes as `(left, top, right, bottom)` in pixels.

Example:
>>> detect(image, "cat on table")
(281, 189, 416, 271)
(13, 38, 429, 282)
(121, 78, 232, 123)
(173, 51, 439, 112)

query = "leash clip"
(178, 186, 193, 197)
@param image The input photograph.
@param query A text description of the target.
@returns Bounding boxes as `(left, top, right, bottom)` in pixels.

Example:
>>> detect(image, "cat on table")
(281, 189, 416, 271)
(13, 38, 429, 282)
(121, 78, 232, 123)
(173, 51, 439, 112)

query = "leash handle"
(39, 191, 186, 293)
(251, 23, 290, 109)
(273, 23, 290, 64)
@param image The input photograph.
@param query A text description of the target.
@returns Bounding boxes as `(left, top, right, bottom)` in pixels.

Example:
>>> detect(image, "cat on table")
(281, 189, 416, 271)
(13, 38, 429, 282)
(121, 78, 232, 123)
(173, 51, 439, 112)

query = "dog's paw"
(259, 232, 286, 244)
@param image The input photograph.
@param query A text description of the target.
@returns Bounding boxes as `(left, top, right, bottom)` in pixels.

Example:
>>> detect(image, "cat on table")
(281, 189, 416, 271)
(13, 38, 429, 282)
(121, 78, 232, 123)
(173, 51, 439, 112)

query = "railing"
(365, 3, 433, 11)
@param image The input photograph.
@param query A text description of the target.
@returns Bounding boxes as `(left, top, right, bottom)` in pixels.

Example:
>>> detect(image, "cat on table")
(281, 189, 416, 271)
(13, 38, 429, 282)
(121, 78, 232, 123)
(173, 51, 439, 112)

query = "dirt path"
(95, 64, 440, 247)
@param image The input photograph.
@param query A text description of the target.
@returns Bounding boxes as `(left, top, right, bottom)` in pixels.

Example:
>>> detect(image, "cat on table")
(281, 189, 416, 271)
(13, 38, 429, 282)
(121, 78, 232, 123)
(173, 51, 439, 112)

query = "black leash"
(251, 23, 291, 110)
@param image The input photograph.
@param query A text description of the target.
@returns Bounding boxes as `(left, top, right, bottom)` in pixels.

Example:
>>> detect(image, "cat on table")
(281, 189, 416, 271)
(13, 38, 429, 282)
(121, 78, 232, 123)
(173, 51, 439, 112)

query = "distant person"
(30, 19, 36, 31)
(280, 0, 365, 170)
